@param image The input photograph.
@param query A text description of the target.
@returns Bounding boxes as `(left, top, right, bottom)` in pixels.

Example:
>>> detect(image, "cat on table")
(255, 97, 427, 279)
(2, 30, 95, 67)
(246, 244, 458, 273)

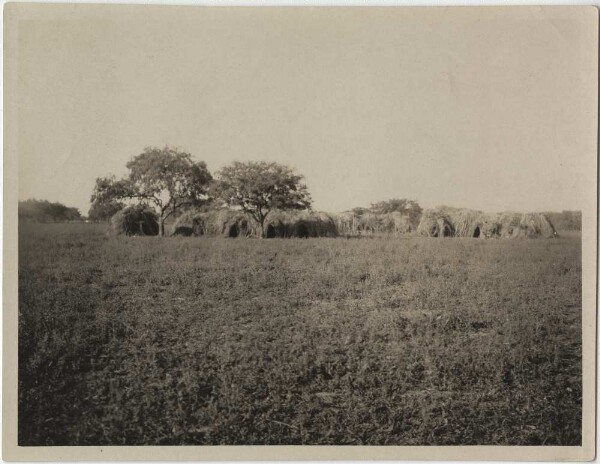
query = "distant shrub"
(18, 199, 82, 223)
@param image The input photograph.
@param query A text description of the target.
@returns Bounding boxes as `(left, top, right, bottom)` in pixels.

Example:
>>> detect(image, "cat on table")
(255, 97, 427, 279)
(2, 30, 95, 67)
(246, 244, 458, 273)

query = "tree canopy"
(87, 197, 125, 222)
(369, 198, 422, 216)
(369, 198, 423, 225)
(350, 198, 423, 227)
(216, 161, 312, 237)
(90, 147, 213, 235)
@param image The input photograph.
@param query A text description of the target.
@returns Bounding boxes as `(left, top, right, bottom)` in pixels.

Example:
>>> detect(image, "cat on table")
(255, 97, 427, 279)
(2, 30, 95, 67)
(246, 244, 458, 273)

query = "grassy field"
(18, 222, 582, 446)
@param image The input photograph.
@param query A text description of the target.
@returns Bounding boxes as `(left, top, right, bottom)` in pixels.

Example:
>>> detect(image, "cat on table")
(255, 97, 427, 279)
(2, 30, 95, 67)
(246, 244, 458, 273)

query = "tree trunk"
(159, 219, 165, 237)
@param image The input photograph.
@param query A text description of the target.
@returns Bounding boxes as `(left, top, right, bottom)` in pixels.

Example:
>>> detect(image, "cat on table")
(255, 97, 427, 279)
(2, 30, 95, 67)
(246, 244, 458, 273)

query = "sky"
(16, 6, 597, 215)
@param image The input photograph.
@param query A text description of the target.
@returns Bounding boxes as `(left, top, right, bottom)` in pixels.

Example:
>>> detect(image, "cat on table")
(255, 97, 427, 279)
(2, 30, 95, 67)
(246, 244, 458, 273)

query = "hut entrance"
(266, 224, 277, 238)
(192, 219, 205, 236)
(297, 223, 309, 238)
(432, 227, 439, 238)
(228, 224, 239, 238)
(473, 226, 481, 238)
(442, 226, 452, 237)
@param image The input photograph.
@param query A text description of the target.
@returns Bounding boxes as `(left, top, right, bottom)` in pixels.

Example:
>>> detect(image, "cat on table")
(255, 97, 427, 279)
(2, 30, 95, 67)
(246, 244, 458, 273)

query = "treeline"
(19, 199, 82, 223)
(543, 211, 581, 231)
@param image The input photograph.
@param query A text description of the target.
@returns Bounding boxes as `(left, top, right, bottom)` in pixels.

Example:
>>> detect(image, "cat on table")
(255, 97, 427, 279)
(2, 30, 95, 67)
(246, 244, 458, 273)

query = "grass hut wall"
(479, 212, 558, 239)
(443, 209, 484, 238)
(416, 210, 455, 237)
(263, 210, 338, 238)
(173, 209, 261, 238)
(330, 212, 413, 236)
(173, 209, 338, 238)
(110, 205, 159, 236)
(418, 208, 558, 239)
(331, 212, 355, 235)
(390, 212, 413, 234)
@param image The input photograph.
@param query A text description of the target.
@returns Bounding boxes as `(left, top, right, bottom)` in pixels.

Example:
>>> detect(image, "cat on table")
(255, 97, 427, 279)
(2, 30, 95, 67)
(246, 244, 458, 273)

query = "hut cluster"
(416, 207, 557, 239)
(109, 205, 557, 239)
(171, 208, 337, 238)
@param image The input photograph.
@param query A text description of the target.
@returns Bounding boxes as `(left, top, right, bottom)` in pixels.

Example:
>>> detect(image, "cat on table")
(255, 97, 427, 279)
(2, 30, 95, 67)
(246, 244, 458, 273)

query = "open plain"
(18, 223, 582, 446)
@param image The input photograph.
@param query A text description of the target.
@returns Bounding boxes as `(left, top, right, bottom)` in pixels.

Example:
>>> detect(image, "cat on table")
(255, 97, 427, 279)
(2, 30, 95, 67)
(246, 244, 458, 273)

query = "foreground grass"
(19, 223, 581, 445)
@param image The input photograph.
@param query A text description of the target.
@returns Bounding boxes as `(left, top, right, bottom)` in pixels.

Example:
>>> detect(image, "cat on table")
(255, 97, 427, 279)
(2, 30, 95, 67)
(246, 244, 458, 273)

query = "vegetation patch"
(18, 223, 582, 445)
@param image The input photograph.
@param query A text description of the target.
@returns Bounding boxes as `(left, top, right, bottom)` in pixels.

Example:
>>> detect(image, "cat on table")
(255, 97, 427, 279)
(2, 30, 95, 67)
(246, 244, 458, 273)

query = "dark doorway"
(432, 227, 439, 237)
(266, 224, 277, 238)
(473, 226, 481, 238)
(173, 226, 193, 237)
(229, 224, 239, 238)
(297, 224, 309, 238)
(192, 221, 205, 236)
(442, 226, 452, 237)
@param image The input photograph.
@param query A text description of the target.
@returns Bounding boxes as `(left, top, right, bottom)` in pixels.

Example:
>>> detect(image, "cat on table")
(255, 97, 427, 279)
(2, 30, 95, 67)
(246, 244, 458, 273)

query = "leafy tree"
(351, 207, 369, 217)
(90, 147, 213, 236)
(216, 161, 312, 237)
(90, 175, 138, 223)
(369, 198, 423, 226)
(87, 197, 125, 222)
(64, 207, 82, 221)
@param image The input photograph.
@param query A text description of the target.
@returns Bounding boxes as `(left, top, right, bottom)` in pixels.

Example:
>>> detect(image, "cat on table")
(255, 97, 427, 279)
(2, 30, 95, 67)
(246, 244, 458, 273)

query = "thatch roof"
(417, 207, 557, 239)
(263, 210, 337, 238)
(173, 209, 259, 237)
(110, 205, 159, 236)
(416, 210, 455, 237)
(330, 212, 355, 235)
(172, 208, 338, 238)
(481, 212, 558, 238)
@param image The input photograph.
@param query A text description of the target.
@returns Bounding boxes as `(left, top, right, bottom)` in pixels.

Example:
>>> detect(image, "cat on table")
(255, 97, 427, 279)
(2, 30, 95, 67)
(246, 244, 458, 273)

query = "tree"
(351, 207, 368, 217)
(90, 175, 139, 223)
(216, 161, 312, 237)
(64, 207, 82, 221)
(369, 198, 423, 226)
(90, 147, 213, 236)
(87, 198, 125, 222)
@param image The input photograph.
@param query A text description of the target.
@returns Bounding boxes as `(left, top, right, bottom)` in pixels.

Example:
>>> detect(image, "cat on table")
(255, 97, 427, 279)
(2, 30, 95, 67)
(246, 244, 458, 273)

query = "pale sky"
(17, 6, 598, 215)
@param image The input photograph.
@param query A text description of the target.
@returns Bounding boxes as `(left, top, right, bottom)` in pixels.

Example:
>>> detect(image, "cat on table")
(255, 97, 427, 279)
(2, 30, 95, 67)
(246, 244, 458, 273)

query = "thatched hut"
(390, 212, 413, 234)
(417, 207, 558, 239)
(263, 210, 338, 238)
(173, 209, 260, 238)
(520, 213, 558, 238)
(481, 212, 557, 238)
(444, 208, 485, 238)
(354, 213, 380, 235)
(416, 210, 455, 237)
(331, 212, 356, 235)
(172, 208, 338, 238)
(330, 211, 413, 236)
(110, 205, 159, 236)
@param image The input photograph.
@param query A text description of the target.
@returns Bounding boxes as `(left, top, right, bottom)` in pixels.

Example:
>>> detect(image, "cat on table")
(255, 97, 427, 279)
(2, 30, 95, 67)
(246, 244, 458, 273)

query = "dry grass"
(19, 222, 582, 445)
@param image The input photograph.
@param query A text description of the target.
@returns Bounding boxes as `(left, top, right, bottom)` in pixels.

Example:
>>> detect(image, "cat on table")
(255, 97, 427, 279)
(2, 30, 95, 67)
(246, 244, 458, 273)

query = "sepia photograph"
(3, 3, 598, 461)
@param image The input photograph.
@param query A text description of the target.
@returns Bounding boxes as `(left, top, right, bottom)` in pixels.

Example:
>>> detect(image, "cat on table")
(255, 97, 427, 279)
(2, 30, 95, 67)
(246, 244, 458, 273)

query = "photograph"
(4, 3, 598, 461)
